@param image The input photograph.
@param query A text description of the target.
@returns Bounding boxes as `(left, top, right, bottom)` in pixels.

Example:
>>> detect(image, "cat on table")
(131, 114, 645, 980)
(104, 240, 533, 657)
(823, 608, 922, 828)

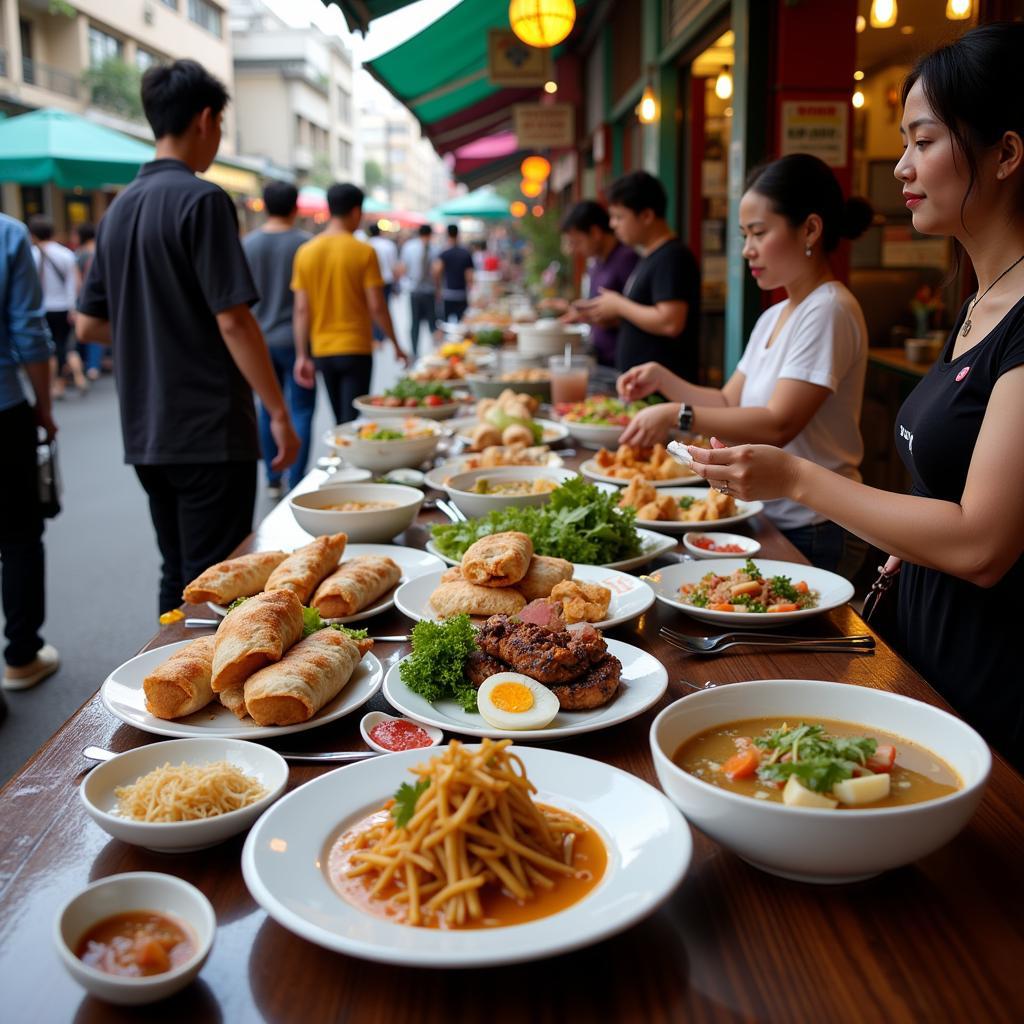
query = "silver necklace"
(961, 251, 1024, 336)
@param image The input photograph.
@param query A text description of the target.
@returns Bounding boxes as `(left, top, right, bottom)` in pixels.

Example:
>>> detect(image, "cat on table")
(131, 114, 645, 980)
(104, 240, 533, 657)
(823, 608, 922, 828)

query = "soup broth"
(673, 717, 960, 809)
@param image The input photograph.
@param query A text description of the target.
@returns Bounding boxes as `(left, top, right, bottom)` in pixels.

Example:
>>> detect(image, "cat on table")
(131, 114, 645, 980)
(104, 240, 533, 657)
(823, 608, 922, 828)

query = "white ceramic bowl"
(512, 320, 582, 358)
(359, 711, 443, 754)
(290, 483, 423, 542)
(325, 418, 442, 472)
(559, 419, 626, 449)
(444, 466, 578, 518)
(650, 679, 991, 884)
(352, 395, 465, 421)
(54, 872, 216, 1005)
(682, 531, 762, 559)
(80, 738, 289, 853)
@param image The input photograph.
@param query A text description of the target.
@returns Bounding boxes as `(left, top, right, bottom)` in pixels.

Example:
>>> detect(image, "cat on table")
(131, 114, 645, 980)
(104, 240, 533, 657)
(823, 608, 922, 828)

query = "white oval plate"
(424, 529, 678, 574)
(242, 745, 690, 966)
(447, 416, 570, 447)
(352, 396, 465, 421)
(206, 544, 445, 623)
(424, 453, 564, 491)
(382, 637, 667, 741)
(392, 564, 655, 631)
(580, 457, 703, 488)
(646, 558, 854, 628)
(100, 640, 384, 739)
(629, 487, 764, 535)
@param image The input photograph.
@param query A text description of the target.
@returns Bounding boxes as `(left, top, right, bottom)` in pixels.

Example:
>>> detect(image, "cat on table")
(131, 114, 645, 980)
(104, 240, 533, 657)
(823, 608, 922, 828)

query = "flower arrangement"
(911, 285, 943, 336)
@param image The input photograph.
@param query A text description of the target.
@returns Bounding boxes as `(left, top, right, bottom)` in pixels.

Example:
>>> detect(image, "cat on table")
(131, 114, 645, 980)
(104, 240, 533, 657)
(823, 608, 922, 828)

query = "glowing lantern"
(510, 200, 528, 218)
(532, 205, 545, 217)
(870, 0, 897, 29)
(636, 85, 659, 125)
(714, 67, 733, 101)
(509, 0, 576, 49)
(945, 0, 971, 18)
(521, 179, 544, 198)
(521, 155, 551, 181)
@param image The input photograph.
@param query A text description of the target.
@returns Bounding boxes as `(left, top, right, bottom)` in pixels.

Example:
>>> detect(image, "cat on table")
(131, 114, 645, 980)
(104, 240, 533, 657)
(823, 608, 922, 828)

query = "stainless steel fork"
(659, 627, 875, 655)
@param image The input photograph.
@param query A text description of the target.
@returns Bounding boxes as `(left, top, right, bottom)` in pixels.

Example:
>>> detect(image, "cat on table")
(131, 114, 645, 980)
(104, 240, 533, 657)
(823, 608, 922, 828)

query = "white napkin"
(667, 440, 694, 466)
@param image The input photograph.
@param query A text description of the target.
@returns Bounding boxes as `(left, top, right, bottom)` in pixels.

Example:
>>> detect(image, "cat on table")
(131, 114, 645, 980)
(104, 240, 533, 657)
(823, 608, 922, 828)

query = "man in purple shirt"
(560, 201, 639, 368)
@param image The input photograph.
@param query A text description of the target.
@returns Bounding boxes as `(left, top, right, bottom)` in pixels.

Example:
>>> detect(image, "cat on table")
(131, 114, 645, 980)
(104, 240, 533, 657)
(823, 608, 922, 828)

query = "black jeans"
(0, 402, 45, 667)
(408, 291, 437, 357)
(314, 354, 373, 425)
(135, 461, 256, 615)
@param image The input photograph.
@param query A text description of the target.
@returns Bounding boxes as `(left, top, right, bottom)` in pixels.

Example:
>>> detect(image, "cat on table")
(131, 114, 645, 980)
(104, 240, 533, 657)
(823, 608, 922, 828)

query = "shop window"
(88, 26, 123, 67)
(188, 0, 222, 37)
(136, 48, 160, 72)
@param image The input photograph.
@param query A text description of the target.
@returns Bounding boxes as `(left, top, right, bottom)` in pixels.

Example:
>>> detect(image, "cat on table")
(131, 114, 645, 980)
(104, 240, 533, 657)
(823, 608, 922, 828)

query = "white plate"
(424, 528, 678, 573)
(630, 487, 764, 535)
(448, 416, 570, 447)
(392, 564, 655, 631)
(352, 396, 466, 421)
(242, 745, 689, 966)
(580, 458, 703, 487)
(559, 419, 626, 450)
(206, 544, 446, 623)
(424, 453, 564, 491)
(646, 558, 854, 628)
(682, 531, 762, 559)
(382, 637, 667, 740)
(100, 640, 384, 739)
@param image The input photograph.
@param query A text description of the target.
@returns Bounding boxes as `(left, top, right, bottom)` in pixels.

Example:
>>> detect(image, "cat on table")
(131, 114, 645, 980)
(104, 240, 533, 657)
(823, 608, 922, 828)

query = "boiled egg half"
(476, 673, 560, 731)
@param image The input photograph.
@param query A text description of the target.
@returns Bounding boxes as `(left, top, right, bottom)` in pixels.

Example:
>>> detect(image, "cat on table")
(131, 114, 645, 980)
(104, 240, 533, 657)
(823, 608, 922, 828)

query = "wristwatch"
(677, 403, 694, 433)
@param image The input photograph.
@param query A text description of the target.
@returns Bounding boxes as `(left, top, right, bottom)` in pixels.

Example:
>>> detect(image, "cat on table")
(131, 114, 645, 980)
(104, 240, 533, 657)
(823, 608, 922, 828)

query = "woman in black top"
(684, 25, 1024, 770)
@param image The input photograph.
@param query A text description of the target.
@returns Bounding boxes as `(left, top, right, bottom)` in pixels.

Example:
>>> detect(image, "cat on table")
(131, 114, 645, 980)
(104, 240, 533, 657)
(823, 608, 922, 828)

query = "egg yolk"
(490, 682, 535, 713)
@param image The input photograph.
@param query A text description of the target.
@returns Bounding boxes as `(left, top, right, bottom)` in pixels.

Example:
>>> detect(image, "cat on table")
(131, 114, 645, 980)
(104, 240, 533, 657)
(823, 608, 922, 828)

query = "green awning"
(0, 107, 153, 189)
(428, 187, 510, 221)
(324, 0, 420, 35)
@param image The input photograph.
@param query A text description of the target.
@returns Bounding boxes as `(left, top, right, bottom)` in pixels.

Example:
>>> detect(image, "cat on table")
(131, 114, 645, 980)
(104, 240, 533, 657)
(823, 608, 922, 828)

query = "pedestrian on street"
(242, 181, 315, 500)
(577, 171, 701, 381)
(28, 215, 88, 399)
(77, 59, 299, 616)
(399, 224, 439, 356)
(367, 223, 398, 342)
(292, 183, 408, 425)
(434, 224, 474, 322)
(0, 213, 59, 704)
(71, 223, 103, 382)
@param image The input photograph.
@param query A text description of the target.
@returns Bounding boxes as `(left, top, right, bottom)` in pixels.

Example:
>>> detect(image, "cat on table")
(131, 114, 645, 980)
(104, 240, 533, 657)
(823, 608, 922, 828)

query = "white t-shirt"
(736, 281, 868, 530)
(31, 240, 77, 312)
(369, 236, 398, 285)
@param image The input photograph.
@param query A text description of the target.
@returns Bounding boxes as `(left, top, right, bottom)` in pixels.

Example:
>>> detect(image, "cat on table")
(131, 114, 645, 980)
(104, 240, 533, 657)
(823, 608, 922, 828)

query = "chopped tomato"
(721, 744, 761, 780)
(425, 394, 445, 406)
(867, 744, 896, 773)
(404, 397, 420, 407)
(767, 603, 800, 613)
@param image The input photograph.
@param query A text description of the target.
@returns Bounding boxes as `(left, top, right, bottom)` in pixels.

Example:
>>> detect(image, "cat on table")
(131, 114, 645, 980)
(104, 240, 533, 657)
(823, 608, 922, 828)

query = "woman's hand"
(686, 437, 802, 501)
(619, 401, 679, 447)
(617, 361, 665, 400)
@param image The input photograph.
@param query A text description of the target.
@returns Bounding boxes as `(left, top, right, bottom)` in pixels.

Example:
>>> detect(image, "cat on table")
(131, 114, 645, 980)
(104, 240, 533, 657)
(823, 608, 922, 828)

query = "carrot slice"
(710, 603, 738, 612)
(794, 581, 809, 594)
(767, 603, 800, 613)
(722, 746, 761, 780)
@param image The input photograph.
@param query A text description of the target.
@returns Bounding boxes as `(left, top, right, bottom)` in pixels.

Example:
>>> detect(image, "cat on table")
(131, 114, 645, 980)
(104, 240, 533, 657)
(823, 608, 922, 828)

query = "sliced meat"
(464, 651, 507, 688)
(516, 599, 566, 631)
(548, 654, 622, 710)
(476, 615, 607, 685)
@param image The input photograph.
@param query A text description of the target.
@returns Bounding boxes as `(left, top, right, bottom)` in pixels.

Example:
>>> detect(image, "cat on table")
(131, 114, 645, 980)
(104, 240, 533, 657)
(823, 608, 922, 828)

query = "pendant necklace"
(961, 251, 1024, 337)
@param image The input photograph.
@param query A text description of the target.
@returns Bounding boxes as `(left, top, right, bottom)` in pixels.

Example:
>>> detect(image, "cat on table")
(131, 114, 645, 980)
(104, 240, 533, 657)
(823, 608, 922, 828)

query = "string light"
(531, 205, 544, 217)
(714, 66, 733, 101)
(852, 90, 866, 109)
(870, 0, 897, 29)
(521, 155, 551, 181)
(521, 179, 543, 198)
(945, 0, 971, 19)
(544, 80, 558, 94)
(510, 200, 527, 218)
(509, 0, 576, 48)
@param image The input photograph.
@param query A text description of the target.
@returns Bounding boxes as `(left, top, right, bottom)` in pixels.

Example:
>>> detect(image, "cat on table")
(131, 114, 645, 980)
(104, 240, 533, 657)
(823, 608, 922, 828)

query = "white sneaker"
(3, 644, 60, 691)
(266, 482, 283, 500)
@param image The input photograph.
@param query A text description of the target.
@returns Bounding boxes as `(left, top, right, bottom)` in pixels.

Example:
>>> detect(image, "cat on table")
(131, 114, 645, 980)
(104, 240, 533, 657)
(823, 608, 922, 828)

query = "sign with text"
(488, 30, 552, 87)
(514, 104, 575, 148)
(779, 101, 849, 168)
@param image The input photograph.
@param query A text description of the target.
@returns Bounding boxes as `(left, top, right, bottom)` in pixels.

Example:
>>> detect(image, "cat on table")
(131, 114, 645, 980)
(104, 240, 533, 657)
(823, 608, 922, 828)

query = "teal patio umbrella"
(0, 107, 153, 189)
(428, 187, 510, 221)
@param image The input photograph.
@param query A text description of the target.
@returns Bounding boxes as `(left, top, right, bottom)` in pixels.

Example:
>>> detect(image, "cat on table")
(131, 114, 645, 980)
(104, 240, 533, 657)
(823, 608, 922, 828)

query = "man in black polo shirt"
(77, 60, 299, 614)
(578, 171, 701, 381)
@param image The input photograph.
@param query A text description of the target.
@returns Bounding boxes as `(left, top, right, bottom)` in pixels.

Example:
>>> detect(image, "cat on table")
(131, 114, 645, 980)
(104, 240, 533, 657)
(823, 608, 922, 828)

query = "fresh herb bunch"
(431, 476, 642, 564)
(399, 615, 479, 711)
(754, 723, 878, 793)
(385, 378, 453, 401)
(391, 778, 430, 829)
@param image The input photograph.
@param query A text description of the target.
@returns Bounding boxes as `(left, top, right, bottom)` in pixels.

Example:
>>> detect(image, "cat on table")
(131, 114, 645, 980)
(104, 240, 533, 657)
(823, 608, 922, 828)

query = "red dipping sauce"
(370, 719, 433, 751)
(692, 536, 747, 553)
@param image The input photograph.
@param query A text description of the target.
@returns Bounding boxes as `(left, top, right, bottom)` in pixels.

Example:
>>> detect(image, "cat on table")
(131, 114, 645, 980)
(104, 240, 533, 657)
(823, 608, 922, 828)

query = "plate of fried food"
(424, 445, 564, 490)
(580, 443, 703, 486)
(184, 540, 443, 625)
(242, 739, 691, 966)
(393, 531, 655, 631)
(448, 389, 569, 451)
(100, 594, 384, 739)
(617, 479, 764, 534)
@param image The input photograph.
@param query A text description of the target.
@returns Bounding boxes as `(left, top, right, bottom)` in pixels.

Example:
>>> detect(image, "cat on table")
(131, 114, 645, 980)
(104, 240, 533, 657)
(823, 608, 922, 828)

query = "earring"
(805, 246, 812, 257)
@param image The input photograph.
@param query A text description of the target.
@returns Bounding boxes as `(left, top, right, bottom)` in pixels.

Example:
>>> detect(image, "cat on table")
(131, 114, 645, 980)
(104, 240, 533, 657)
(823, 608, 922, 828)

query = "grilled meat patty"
(464, 650, 507, 687)
(475, 615, 607, 684)
(547, 654, 622, 710)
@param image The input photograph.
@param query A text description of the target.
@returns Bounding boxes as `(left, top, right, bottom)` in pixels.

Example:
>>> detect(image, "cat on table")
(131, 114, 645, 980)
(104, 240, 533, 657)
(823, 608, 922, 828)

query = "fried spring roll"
(311, 556, 402, 618)
(143, 635, 217, 720)
(429, 580, 526, 618)
(461, 531, 533, 587)
(182, 551, 288, 606)
(211, 589, 304, 692)
(265, 533, 348, 604)
(516, 555, 574, 601)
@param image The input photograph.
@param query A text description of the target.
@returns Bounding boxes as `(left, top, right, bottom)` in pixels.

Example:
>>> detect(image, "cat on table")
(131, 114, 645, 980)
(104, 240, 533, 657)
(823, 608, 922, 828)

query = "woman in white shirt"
(618, 153, 872, 571)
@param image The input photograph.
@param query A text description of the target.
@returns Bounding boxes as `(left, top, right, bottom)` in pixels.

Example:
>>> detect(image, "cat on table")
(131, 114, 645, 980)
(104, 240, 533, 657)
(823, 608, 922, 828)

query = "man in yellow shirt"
(292, 183, 406, 423)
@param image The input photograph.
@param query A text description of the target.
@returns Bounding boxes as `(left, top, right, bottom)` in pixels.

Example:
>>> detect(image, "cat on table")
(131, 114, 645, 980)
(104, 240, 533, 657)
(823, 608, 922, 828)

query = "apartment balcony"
(21, 56, 80, 98)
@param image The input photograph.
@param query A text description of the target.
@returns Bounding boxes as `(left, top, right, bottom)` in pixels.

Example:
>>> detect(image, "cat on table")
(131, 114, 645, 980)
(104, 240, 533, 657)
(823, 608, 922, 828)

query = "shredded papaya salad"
(679, 559, 818, 613)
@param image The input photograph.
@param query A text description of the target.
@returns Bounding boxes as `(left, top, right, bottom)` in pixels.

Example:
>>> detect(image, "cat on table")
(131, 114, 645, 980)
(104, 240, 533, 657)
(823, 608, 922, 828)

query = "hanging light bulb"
(509, 0, 576, 49)
(945, 0, 971, 19)
(510, 200, 527, 218)
(714, 66, 733, 101)
(520, 155, 551, 181)
(521, 179, 544, 198)
(870, 0, 898, 29)
(636, 84, 659, 125)
(852, 90, 866, 109)
(856, 14, 867, 32)
(531, 205, 545, 217)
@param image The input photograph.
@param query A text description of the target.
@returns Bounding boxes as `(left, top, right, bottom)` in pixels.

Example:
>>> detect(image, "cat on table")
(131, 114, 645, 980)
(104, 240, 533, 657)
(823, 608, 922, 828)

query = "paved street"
(0, 301, 411, 787)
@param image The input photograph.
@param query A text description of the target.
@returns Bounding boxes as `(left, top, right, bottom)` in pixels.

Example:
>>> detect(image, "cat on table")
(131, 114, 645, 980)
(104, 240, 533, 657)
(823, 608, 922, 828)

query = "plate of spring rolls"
(393, 531, 655, 631)
(185, 542, 445, 625)
(100, 591, 384, 739)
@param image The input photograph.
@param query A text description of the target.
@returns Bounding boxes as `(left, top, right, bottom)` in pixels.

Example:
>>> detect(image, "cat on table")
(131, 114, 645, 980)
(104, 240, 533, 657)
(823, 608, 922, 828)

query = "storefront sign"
(514, 104, 575, 148)
(488, 30, 552, 87)
(779, 101, 849, 168)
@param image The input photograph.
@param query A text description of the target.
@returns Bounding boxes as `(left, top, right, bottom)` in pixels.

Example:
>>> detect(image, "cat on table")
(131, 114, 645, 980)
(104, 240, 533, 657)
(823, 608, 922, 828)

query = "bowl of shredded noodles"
(80, 738, 288, 852)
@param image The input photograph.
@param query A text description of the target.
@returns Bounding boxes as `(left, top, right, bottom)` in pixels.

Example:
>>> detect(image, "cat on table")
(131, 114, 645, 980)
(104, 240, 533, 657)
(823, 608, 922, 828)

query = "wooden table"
(3, 461, 1023, 1023)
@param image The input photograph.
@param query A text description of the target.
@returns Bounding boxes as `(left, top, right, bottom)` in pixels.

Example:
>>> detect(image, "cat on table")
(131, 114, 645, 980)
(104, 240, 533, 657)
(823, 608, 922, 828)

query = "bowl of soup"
(444, 466, 579, 518)
(290, 483, 423, 542)
(649, 679, 990, 883)
(54, 872, 215, 1005)
(325, 417, 442, 472)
